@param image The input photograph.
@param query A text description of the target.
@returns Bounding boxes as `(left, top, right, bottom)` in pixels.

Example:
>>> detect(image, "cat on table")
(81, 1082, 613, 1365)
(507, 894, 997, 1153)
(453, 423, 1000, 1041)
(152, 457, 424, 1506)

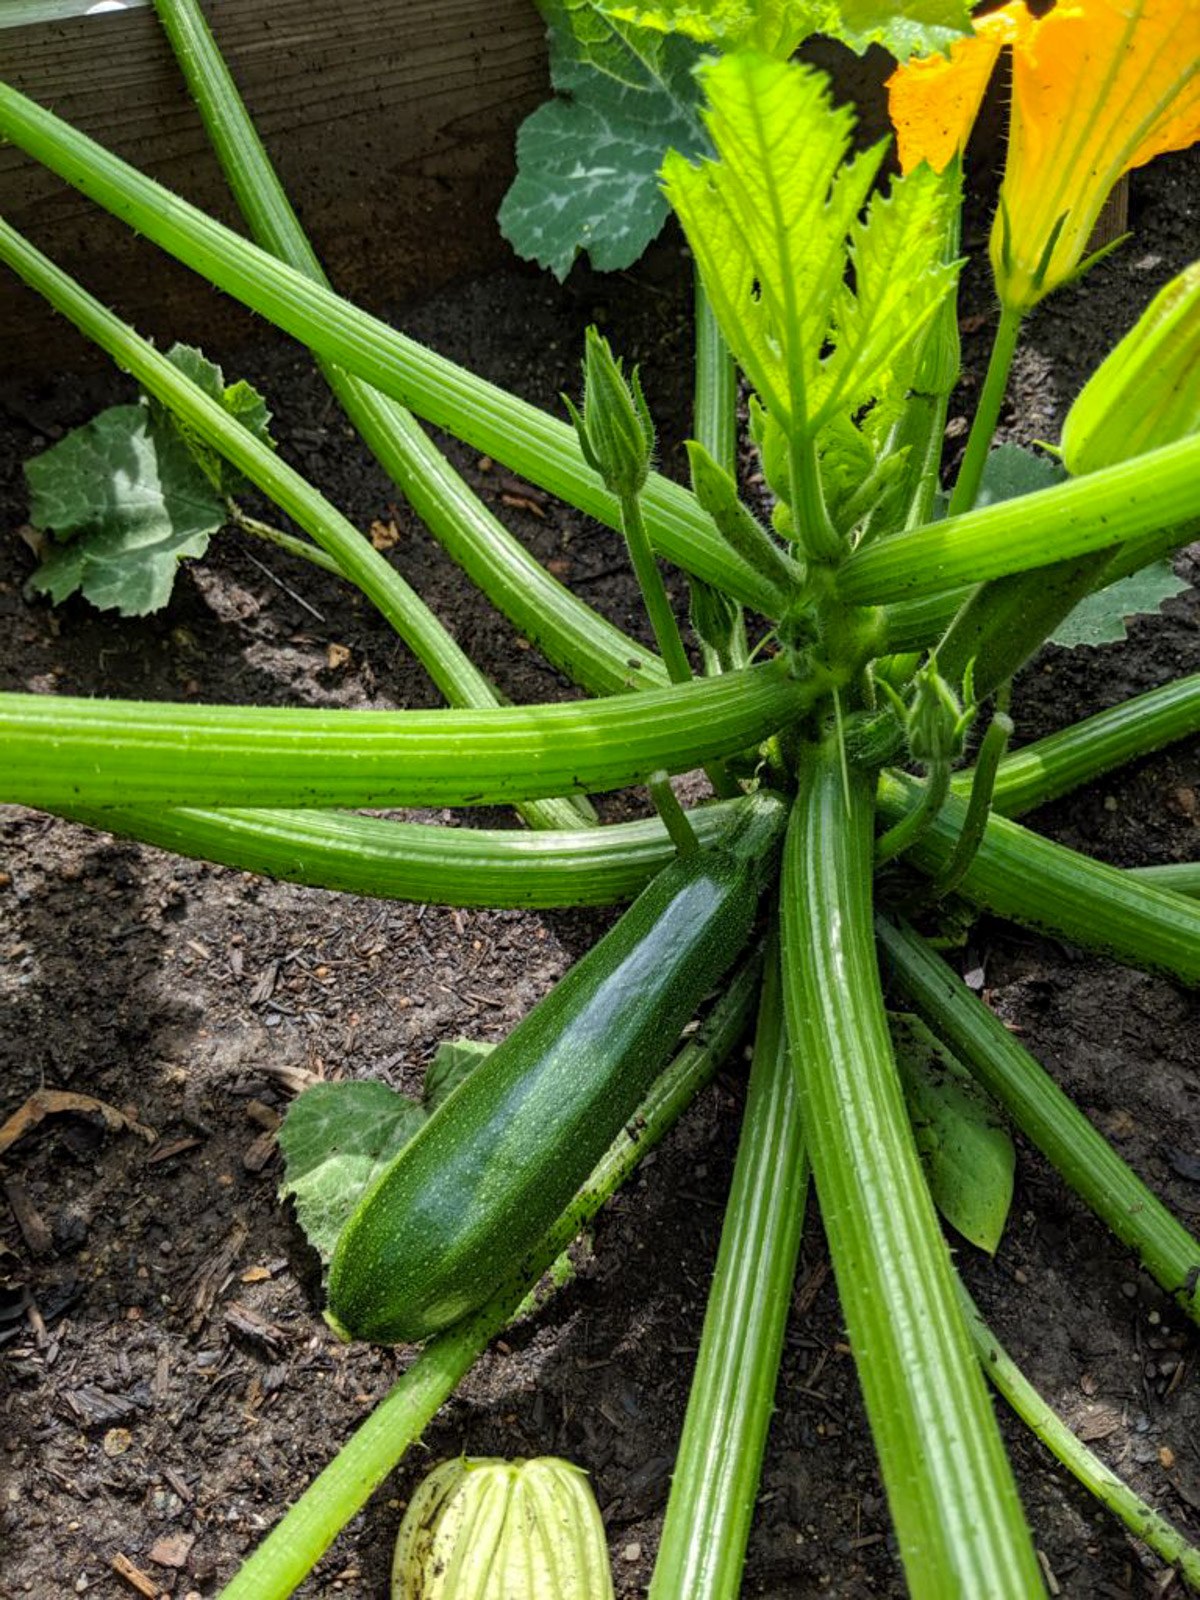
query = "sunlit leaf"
(665, 52, 957, 455)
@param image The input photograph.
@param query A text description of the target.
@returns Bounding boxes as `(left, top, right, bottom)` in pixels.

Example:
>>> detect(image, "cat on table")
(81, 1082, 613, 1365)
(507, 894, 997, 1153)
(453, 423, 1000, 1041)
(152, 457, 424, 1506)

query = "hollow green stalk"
(877, 917, 1200, 1325)
(946, 305, 1023, 517)
(838, 430, 1200, 606)
(621, 492, 694, 685)
(779, 739, 1043, 1597)
(0, 215, 592, 832)
(152, 0, 666, 700)
(974, 673, 1200, 818)
(876, 770, 1200, 986)
(875, 761, 951, 866)
(1131, 863, 1200, 898)
(647, 773, 701, 858)
(0, 662, 808, 811)
(959, 1285, 1200, 1591)
(217, 954, 763, 1600)
(926, 712, 1013, 900)
(648, 932, 807, 1600)
(55, 798, 759, 909)
(694, 275, 738, 481)
(0, 80, 782, 621)
(691, 276, 750, 679)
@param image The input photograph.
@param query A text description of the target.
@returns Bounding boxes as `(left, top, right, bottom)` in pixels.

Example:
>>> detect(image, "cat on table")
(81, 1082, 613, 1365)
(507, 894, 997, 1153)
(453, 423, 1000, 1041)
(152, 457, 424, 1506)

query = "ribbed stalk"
(0, 663, 808, 810)
(0, 80, 782, 620)
(959, 1285, 1200, 1590)
(945, 305, 1022, 518)
(877, 770, 1200, 986)
(975, 673, 1200, 818)
(57, 797, 757, 909)
(1131, 862, 1200, 898)
(877, 917, 1200, 1326)
(693, 276, 738, 480)
(217, 955, 763, 1600)
(0, 219, 489, 712)
(779, 741, 1042, 1597)
(0, 216, 586, 833)
(151, 0, 666, 702)
(649, 933, 807, 1600)
(839, 431, 1200, 605)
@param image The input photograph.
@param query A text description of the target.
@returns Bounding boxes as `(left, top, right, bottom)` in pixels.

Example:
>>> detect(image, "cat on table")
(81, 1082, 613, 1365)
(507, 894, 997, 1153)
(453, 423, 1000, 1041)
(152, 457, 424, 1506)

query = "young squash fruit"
(327, 792, 785, 1344)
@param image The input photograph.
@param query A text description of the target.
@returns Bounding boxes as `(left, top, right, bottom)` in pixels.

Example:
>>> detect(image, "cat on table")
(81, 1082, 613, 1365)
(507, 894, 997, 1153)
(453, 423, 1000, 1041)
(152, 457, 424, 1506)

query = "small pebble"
(623, 1542, 642, 1563)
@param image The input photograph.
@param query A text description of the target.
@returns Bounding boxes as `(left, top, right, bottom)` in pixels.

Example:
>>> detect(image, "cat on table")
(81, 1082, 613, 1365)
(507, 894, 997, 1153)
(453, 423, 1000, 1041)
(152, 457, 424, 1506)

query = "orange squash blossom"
(887, 0, 1200, 310)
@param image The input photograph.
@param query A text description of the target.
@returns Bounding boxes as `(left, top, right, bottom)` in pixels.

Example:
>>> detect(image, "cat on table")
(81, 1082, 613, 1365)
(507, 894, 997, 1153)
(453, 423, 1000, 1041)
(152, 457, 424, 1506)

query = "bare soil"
(1, 146, 1199, 1600)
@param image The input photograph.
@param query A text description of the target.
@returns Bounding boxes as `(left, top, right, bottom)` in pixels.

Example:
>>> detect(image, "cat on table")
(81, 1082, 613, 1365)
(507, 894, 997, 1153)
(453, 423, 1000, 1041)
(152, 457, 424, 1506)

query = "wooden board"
(0, 0, 549, 369)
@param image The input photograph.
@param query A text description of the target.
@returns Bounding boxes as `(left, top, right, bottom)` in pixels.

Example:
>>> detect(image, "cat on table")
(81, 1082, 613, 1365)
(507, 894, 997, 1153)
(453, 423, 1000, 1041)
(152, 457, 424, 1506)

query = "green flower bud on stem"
(564, 326, 655, 500)
(1063, 261, 1200, 475)
(392, 1456, 614, 1600)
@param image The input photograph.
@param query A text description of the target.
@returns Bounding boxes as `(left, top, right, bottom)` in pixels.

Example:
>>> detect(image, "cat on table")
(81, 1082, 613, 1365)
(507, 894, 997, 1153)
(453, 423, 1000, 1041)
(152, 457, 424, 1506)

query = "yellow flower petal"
(885, 4, 1031, 176)
(993, 0, 1200, 309)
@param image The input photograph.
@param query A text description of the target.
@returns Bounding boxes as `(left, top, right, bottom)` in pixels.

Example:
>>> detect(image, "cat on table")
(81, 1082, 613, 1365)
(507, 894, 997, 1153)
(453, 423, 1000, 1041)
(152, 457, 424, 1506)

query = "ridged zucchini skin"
(327, 793, 785, 1344)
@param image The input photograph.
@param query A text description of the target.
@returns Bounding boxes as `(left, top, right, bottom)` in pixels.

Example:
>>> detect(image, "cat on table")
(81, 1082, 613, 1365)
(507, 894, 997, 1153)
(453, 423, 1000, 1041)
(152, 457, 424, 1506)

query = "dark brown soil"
(1, 139, 1198, 1600)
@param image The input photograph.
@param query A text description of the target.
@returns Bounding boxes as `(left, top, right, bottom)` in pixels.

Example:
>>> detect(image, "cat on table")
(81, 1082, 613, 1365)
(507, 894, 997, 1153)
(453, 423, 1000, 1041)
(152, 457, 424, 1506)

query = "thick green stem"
(878, 917, 1200, 1325)
(959, 1285, 1200, 1590)
(0, 80, 783, 621)
(875, 760, 950, 866)
(217, 955, 763, 1600)
(648, 932, 807, 1600)
(647, 773, 701, 858)
(947, 306, 1022, 518)
(0, 663, 808, 810)
(691, 276, 749, 678)
(936, 551, 1113, 700)
(694, 275, 738, 480)
(1131, 862, 1200, 898)
(621, 493, 694, 686)
(779, 740, 1042, 1597)
(974, 672, 1200, 818)
(53, 797, 764, 909)
(926, 712, 1013, 899)
(876, 769, 1200, 986)
(227, 505, 341, 576)
(159, 0, 673, 697)
(0, 219, 496, 711)
(839, 431, 1200, 606)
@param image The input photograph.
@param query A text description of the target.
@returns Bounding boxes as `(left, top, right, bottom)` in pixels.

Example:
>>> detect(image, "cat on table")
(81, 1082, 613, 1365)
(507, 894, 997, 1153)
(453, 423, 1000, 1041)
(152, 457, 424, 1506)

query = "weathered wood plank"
(0, 0, 548, 369)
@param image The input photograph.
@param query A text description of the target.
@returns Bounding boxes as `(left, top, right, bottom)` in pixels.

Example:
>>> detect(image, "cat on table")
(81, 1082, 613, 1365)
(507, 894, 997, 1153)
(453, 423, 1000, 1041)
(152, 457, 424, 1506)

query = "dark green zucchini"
(326, 792, 786, 1344)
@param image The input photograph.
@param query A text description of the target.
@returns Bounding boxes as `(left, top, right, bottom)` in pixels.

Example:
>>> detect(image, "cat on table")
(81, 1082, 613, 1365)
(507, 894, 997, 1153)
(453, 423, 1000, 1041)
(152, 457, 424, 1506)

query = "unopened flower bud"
(901, 655, 974, 766)
(565, 327, 655, 500)
(1063, 261, 1200, 475)
(392, 1456, 614, 1600)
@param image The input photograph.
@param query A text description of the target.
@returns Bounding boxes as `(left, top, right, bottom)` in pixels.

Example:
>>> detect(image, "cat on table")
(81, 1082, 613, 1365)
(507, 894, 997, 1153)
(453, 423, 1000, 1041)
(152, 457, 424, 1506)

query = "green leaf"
(664, 54, 958, 452)
(890, 1012, 1014, 1255)
(278, 1082, 428, 1263)
(599, 0, 972, 58)
(598, 0, 811, 53)
(24, 404, 225, 616)
(152, 342, 274, 495)
(497, 0, 709, 280)
(279, 1042, 493, 1261)
(828, 0, 973, 57)
(974, 442, 1066, 508)
(424, 1038, 495, 1111)
(1051, 561, 1191, 649)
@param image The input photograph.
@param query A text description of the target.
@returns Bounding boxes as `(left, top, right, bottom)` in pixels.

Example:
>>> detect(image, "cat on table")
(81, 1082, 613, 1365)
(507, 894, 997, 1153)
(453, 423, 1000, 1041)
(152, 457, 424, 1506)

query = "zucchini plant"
(2, 0, 1200, 1596)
